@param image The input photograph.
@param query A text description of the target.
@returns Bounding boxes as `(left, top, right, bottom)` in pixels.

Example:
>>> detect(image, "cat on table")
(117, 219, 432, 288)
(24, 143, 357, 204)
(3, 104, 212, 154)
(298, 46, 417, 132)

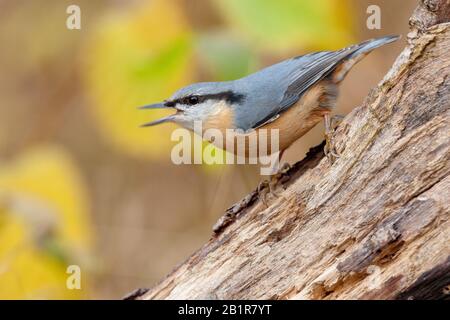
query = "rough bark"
(133, 1, 450, 300)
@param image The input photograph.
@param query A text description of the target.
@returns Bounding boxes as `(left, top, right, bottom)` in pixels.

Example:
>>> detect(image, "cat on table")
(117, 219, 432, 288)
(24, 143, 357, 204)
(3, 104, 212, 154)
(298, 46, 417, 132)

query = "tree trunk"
(131, 1, 450, 300)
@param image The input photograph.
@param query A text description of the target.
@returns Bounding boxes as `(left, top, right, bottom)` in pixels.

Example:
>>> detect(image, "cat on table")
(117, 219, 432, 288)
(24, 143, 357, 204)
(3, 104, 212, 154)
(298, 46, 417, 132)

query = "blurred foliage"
(0, 0, 365, 299)
(1, 1, 76, 73)
(83, 0, 354, 161)
(214, 0, 355, 52)
(84, 0, 195, 159)
(0, 146, 92, 299)
(197, 33, 258, 81)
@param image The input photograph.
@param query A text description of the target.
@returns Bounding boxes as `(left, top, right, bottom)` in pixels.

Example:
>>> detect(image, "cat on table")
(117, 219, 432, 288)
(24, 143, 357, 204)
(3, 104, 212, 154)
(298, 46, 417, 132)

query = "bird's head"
(140, 82, 245, 132)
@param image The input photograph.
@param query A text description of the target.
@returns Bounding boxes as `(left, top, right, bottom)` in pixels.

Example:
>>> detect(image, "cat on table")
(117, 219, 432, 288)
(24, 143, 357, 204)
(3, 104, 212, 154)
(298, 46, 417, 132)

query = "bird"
(140, 35, 399, 174)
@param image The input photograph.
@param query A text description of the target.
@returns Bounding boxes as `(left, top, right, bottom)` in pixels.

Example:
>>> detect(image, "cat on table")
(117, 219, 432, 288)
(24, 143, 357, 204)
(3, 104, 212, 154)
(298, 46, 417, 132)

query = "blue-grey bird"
(140, 36, 399, 160)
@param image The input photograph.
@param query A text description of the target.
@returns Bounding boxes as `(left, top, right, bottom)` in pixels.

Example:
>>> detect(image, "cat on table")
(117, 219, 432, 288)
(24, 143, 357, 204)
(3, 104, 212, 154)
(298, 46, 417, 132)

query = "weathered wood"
(134, 1, 450, 300)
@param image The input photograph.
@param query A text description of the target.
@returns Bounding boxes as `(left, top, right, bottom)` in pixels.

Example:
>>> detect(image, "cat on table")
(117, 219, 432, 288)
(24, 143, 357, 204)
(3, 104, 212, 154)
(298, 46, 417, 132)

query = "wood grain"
(133, 1, 450, 300)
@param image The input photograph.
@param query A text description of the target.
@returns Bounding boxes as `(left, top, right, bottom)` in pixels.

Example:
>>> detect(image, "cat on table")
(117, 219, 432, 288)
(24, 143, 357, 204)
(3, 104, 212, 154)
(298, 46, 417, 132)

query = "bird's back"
(232, 36, 399, 131)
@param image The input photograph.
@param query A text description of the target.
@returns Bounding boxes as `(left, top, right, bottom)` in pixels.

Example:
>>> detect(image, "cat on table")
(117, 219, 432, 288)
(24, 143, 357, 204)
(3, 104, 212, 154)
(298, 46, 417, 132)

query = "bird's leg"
(269, 162, 291, 196)
(332, 114, 345, 128)
(257, 180, 270, 207)
(324, 113, 343, 162)
(258, 151, 290, 206)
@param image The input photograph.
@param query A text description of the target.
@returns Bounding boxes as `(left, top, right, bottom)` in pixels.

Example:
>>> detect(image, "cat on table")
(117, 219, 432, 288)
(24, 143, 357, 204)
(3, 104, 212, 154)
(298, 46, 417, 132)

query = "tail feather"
(351, 35, 400, 57)
(332, 35, 400, 83)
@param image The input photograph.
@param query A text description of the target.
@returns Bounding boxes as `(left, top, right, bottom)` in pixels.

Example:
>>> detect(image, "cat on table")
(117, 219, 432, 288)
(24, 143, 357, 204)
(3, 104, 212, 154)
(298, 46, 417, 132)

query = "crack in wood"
(128, 2, 450, 301)
(396, 256, 450, 300)
(212, 142, 325, 236)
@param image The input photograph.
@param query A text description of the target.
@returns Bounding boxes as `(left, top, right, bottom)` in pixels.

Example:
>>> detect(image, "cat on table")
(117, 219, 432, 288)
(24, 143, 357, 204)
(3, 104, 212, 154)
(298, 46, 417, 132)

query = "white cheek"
(209, 106, 222, 117)
(205, 101, 227, 117)
(179, 101, 224, 126)
(191, 102, 212, 119)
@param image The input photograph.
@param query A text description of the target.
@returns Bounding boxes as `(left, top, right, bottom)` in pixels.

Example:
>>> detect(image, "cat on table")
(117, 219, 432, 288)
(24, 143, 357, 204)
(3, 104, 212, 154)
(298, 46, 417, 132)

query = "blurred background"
(0, 0, 416, 299)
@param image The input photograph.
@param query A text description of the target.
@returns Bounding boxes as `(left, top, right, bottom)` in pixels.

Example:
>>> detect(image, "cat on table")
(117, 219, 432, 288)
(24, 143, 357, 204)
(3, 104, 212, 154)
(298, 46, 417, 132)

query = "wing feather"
(252, 46, 359, 129)
(248, 36, 399, 130)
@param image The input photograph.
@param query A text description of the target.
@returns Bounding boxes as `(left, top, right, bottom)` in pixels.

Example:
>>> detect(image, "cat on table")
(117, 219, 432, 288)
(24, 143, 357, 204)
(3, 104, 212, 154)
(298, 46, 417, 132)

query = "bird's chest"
(256, 83, 334, 151)
(201, 82, 334, 156)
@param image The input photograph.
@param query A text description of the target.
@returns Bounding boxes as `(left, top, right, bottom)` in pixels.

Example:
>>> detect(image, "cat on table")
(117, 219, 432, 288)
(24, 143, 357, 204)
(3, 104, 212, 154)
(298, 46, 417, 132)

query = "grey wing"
(251, 46, 359, 129)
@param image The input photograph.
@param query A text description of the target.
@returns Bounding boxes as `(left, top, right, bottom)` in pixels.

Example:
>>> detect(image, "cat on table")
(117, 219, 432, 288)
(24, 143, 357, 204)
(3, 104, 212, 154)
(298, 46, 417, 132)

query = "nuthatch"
(140, 36, 399, 164)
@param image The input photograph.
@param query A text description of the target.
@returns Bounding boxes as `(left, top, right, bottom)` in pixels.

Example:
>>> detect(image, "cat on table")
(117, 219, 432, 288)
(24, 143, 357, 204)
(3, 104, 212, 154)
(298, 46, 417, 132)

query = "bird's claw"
(258, 163, 291, 207)
(324, 115, 344, 163)
(331, 115, 345, 129)
(324, 133, 340, 163)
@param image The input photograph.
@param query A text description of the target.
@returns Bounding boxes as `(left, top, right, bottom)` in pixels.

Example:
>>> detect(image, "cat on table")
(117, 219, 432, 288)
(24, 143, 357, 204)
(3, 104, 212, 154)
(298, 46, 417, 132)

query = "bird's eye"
(187, 96, 199, 105)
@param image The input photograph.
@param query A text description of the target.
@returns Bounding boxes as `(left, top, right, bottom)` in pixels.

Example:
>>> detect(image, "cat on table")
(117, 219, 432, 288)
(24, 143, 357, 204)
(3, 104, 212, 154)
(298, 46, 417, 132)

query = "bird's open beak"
(140, 114, 177, 127)
(139, 101, 179, 127)
(138, 102, 168, 110)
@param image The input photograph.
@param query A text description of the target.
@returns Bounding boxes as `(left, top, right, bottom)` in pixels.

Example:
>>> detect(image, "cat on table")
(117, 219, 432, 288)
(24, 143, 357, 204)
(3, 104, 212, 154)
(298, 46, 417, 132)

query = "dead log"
(133, 0, 450, 300)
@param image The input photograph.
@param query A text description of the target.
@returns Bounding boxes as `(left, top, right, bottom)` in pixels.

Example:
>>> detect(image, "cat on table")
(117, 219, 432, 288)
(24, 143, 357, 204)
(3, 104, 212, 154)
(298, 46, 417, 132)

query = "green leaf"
(197, 33, 258, 81)
(214, 0, 355, 52)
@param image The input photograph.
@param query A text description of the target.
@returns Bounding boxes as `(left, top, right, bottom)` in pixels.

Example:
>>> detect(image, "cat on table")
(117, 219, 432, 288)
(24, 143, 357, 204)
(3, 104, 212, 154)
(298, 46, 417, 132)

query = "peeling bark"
(131, 1, 450, 300)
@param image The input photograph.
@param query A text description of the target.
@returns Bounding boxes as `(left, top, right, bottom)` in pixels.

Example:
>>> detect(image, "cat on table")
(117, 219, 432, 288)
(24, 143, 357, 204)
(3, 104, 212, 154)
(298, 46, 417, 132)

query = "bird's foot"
(258, 162, 291, 207)
(324, 115, 344, 163)
(324, 133, 340, 163)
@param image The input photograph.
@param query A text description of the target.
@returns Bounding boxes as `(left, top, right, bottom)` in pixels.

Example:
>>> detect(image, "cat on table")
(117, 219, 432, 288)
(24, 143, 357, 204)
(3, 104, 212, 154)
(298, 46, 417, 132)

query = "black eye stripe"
(167, 91, 245, 107)
(164, 100, 176, 107)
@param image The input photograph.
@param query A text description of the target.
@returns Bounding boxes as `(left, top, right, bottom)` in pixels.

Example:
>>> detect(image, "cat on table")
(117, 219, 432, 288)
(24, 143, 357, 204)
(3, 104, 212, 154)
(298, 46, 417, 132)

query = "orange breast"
(260, 83, 332, 152)
(202, 81, 335, 157)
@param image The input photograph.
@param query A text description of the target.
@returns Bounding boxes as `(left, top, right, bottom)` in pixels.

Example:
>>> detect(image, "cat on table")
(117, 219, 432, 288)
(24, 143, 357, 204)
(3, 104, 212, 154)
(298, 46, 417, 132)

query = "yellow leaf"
(83, 0, 194, 159)
(0, 145, 92, 299)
